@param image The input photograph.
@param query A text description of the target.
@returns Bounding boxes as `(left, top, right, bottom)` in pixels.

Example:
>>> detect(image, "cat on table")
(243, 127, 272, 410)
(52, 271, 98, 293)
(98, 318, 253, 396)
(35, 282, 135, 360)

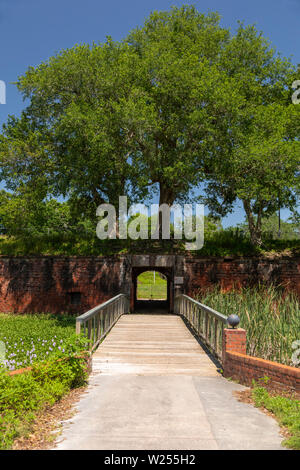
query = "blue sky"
(0, 0, 299, 227)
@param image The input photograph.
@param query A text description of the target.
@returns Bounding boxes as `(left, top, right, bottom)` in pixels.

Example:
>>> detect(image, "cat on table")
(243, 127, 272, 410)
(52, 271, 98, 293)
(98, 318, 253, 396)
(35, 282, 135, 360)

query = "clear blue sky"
(0, 0, 299, 227)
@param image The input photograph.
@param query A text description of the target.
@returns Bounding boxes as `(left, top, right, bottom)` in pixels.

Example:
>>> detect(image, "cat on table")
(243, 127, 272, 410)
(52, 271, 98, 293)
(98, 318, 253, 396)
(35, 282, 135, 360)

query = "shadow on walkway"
(134, 299, 169, 314)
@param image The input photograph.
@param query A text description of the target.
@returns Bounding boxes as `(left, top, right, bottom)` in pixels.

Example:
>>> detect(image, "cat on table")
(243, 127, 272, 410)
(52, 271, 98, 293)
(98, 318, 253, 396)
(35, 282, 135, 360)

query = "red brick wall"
(184, 256, 300, 297)
(0, 256, 124, 314)
(222, 328, 300, 395)
(1, 255, 300, 315)
(224, 351, 300, 394)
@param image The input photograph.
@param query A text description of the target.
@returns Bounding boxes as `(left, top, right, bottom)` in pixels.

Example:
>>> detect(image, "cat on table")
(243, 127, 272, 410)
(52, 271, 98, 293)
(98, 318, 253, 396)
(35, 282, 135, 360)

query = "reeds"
(197, 284, 300, 367)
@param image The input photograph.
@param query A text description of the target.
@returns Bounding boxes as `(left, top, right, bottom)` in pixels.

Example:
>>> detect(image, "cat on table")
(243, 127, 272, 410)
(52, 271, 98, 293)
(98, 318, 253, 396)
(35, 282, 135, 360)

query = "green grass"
(0, 233, 128, 256)
(137, 271, 167, 300)
(198, 228, 300, 257)
(0, 314, 76, 371)
(251, 384, 300, 450)
(0, 229, 299, 256)
(197, 285, 300, 366)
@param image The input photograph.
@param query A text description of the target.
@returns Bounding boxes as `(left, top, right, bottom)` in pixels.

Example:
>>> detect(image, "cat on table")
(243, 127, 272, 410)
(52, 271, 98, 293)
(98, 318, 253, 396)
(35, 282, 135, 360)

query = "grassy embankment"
(0, 228, 299, 257)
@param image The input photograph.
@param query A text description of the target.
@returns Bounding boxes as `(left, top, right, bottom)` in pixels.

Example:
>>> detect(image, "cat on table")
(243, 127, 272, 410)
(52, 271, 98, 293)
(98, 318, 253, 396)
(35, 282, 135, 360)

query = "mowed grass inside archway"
(136, 271, 167, 300)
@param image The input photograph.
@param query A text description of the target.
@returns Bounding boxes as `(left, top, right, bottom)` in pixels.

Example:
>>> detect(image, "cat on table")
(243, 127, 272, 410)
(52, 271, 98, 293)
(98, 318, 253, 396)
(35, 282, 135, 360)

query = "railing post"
(205, 311, 209, 342)
(96, 313, 100, 342)
(100, 310, 103, 337)
(76, 319, 81, 335)
(214, 318, 218, 352)
(88, 319, 92, 350)
(174, 294, 227, 362)
(222, 328, 247, 365)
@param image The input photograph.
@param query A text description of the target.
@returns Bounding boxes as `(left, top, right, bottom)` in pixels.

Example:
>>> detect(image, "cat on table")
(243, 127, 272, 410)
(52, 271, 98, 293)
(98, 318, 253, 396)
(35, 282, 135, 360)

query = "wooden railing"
(174, 294, 227, 361)
(76, 294, 129, 351)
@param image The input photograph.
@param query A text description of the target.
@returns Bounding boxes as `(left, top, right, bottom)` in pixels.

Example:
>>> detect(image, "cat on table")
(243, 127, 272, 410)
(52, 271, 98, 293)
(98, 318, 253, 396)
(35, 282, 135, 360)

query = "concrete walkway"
(54, 315, 283, 450)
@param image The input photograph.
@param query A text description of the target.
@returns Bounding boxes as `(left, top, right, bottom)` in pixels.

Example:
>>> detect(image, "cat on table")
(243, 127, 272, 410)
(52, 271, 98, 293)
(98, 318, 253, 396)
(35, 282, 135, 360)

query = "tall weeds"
(196, 285, 300, 366)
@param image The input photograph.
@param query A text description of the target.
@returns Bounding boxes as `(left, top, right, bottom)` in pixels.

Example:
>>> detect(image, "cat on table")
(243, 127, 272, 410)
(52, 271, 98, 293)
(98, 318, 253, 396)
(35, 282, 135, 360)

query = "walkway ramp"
(92, 314, 219, 376)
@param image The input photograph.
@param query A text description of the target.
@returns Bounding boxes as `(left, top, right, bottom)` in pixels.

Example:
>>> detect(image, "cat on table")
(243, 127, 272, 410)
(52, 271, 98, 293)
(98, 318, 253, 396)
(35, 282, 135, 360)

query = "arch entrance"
(126, 255, 185, 313)
(137, 271, 167, 301)
(131, 266, 173, 313)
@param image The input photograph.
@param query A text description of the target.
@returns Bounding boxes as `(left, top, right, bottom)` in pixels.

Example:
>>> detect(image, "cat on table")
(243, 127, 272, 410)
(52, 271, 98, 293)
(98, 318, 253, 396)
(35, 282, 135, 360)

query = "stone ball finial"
(227, 314, 240, 329)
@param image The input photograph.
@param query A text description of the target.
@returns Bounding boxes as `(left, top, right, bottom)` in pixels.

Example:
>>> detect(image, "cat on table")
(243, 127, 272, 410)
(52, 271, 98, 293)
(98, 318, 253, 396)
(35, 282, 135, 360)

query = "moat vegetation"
(197, 284, 300, 366)
(0, 314, 89, 449)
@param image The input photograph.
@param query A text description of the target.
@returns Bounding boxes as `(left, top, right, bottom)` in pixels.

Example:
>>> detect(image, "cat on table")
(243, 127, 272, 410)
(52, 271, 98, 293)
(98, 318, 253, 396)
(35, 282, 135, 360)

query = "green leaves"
(251, 386, 300, 450)
(198, 284, 300, 365)
(0, 314, 88, 449)
(2, 40, 145, 220)
(0, 353, 87, 449)
(0, 5, 298, 245)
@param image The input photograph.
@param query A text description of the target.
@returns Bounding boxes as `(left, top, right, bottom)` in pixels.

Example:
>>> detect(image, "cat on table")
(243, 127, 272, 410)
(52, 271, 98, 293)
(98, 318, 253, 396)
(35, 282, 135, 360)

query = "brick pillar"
(222, 328, 246, 364)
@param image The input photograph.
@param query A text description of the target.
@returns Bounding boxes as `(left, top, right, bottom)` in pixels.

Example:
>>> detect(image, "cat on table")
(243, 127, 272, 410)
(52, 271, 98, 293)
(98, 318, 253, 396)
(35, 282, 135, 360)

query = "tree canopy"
(0, 5, 299, 247)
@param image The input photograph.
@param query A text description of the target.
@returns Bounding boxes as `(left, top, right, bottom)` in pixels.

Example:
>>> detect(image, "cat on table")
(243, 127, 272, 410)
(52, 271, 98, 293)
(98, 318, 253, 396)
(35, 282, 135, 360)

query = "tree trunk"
(242, 199, 263, 247)
(158, 182, 176, 240)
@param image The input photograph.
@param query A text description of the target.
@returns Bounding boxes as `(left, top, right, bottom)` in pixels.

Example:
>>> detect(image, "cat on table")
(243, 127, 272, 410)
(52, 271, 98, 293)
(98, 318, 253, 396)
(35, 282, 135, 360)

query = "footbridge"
(54, 294, 283, 450)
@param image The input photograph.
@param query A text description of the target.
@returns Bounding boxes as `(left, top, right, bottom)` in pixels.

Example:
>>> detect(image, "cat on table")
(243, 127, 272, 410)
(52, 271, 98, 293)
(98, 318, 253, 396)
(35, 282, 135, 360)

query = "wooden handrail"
(174, 294, 228, 361)
(76, 294, 129, 351)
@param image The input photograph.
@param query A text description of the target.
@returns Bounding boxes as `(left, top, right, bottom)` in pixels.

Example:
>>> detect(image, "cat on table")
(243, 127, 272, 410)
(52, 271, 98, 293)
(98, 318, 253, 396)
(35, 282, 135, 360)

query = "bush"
(252, 384, 300, 450)
(0, 336, 89, 449)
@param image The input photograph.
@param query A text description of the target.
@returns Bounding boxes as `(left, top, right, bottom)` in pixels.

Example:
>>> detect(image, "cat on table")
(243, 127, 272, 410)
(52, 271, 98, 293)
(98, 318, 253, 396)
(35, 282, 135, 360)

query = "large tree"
(121, 6, 232, 207)
(198, 23, 299, 246)
(120, 7, 299, 243)
(0, 5, 298, 245)
(0, 40, 145, 221)
(1, 6, 242, 224)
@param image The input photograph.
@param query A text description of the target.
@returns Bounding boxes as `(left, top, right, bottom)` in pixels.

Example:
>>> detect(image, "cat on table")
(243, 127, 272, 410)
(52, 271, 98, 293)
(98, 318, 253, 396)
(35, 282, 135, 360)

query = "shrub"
(0, 336, 89, 449)
(252, 384, 300, 450)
